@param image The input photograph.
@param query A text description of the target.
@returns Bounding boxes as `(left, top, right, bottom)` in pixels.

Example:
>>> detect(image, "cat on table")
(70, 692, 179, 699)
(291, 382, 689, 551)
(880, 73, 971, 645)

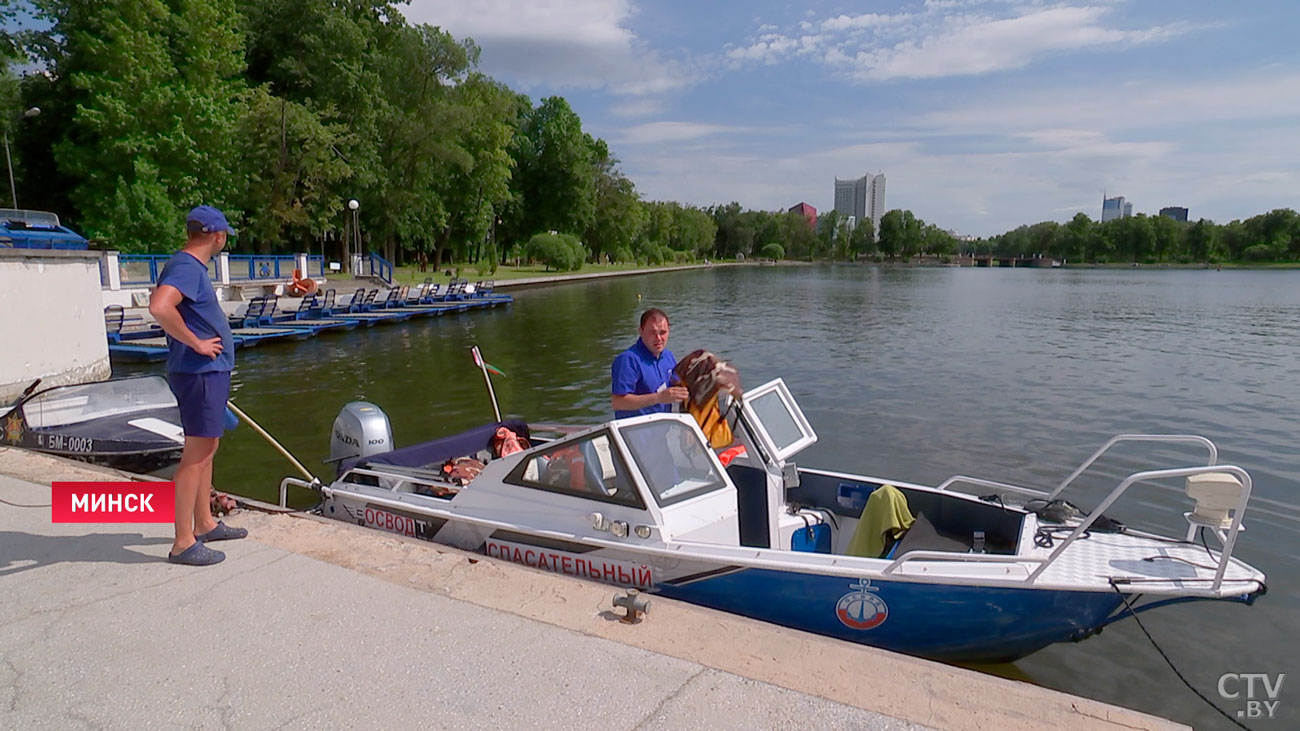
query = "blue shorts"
(167, 371, 232, 439)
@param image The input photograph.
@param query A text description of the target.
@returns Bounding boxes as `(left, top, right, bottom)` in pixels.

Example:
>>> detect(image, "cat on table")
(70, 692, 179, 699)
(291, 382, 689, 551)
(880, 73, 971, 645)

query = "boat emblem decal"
(4, 412, 23, 444)
(835, 579, 888, 631)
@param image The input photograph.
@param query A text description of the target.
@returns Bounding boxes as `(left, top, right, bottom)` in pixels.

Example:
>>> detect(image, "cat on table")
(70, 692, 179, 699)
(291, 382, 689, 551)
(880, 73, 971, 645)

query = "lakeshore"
(0, 446, 1184, 730)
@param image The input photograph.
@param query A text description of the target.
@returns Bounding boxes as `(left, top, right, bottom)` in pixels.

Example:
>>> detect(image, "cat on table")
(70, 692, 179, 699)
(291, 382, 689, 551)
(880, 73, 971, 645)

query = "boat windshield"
(619, 419, 727, 506)
(22, 377, 176, 428)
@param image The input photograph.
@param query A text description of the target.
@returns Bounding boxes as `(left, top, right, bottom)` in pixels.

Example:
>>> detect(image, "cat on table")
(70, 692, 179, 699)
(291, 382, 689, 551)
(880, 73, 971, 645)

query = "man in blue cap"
(148, 205, 247, 566)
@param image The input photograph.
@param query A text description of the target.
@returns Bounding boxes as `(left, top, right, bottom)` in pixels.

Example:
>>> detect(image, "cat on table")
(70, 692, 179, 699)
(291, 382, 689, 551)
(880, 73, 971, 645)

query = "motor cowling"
(330, 401, 393, 464)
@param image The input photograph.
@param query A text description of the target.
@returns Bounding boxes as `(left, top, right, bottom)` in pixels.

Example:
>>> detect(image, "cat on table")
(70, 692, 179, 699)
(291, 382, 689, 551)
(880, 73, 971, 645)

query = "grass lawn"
(387, 261, 697, 285)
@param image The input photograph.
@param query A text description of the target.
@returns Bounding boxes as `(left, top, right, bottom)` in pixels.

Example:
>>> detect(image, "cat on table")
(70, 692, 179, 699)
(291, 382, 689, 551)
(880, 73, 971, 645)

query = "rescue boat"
(281, 379, 1266, 663)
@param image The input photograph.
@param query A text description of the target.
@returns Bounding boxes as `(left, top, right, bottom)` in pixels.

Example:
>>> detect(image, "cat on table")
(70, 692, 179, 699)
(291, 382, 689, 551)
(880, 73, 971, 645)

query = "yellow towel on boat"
(845, 484, 915, 558)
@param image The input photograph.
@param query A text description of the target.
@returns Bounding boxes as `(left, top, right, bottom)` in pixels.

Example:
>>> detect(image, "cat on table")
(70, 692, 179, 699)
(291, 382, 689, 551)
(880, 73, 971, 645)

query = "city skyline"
(401, 1, 1298, 237)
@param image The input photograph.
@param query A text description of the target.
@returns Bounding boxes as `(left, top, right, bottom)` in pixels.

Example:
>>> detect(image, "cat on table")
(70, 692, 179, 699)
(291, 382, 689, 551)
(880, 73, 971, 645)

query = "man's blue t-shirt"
(611, 338, 676, 419)
(156, 251, 234, 374)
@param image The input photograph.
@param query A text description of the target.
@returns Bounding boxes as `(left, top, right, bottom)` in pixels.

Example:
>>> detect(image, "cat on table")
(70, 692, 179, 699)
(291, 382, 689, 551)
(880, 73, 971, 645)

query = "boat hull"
(322, 493, 1123, 663)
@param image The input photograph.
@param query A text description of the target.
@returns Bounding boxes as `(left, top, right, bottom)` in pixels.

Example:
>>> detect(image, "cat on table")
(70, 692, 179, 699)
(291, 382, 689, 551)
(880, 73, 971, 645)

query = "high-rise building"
(1102, 195, 1132, 222)
(1159, 206, 1189, 222)
(834, 173, 886, 238)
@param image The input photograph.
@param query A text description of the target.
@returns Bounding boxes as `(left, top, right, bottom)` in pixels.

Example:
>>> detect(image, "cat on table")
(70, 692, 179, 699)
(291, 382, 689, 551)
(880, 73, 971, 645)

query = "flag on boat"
(471, 346, 506, 377)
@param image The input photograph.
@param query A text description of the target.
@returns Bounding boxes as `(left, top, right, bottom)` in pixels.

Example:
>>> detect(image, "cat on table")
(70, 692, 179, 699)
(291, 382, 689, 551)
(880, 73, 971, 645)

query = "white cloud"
(616, 121, 742, 145)
(726, 3, 1193, 81)
(401, 0, 697, 95)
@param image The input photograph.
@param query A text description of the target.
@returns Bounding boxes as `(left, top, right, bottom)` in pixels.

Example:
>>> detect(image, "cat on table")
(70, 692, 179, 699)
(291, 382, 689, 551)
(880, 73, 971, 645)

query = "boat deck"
(1027, 528, 1263, 595)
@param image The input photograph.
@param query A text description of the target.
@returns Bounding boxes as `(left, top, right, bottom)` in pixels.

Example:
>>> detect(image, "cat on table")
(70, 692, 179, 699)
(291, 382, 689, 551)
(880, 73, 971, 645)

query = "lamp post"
(347, 199, 360, 274)
(4, 107, 40, 209)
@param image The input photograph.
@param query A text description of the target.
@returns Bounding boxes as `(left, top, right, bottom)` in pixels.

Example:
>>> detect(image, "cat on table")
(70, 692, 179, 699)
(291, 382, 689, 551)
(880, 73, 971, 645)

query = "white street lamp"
(4, 107, 41, 209)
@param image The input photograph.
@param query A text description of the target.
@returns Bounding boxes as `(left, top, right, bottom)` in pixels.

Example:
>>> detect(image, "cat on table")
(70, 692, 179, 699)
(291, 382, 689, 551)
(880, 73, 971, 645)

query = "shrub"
(524, 232, 586, 271)
(759, 243, 784, 261)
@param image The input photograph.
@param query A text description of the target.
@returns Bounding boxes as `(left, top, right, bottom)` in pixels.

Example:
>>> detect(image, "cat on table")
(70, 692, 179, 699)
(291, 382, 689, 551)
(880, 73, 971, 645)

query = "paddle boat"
(2, 376, 184, 475)
(281, 379, 1266, 663)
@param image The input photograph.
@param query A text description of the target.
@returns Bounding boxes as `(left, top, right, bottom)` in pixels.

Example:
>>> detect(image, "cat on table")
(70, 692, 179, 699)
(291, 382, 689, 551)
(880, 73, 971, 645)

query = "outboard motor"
(330, 401, 393, 465)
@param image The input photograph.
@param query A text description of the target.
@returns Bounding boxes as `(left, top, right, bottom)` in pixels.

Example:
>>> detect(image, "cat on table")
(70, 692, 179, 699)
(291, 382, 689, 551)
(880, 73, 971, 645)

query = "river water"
(120, 264, 1298, 729)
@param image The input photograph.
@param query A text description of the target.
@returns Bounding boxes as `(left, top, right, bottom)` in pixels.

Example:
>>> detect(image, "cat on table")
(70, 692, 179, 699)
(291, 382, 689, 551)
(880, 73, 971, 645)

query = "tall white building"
(834, 173, 886, 238)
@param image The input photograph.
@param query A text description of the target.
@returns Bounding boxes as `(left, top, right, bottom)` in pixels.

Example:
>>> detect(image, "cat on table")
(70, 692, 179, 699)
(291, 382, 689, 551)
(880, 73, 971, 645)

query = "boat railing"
(1024, 463, 1251, 592)
(881, 551, 1048, 579)
(936, 434, 1220, 500)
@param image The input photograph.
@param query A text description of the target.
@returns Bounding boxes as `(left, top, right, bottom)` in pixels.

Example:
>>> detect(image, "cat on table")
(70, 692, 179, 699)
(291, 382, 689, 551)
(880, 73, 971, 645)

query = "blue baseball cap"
(186, 205, 236, 235)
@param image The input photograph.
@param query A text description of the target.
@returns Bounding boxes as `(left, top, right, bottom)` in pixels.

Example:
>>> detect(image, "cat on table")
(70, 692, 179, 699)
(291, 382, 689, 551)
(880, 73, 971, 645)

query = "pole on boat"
(471, 346, 502, 422)
(225, 400, 318, 483)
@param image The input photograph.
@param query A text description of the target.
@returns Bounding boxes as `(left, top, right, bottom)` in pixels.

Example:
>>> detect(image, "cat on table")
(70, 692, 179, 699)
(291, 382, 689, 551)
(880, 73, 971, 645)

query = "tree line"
(0, 0, 730, 271)
(974, 209, 1300, 264)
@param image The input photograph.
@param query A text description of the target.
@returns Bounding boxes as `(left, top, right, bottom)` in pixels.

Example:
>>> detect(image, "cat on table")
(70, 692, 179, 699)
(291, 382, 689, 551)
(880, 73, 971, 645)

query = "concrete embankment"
(0, 448, 1185, 730)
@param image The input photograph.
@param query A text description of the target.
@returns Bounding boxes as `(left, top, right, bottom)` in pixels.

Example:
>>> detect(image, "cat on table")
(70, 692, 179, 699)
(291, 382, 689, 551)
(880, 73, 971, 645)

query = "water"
(119, 265, 1299, 729)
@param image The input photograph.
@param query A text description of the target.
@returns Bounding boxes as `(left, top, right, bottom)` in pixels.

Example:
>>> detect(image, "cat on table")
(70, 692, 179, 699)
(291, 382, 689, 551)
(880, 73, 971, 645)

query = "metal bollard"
(612, 588, 651, 624)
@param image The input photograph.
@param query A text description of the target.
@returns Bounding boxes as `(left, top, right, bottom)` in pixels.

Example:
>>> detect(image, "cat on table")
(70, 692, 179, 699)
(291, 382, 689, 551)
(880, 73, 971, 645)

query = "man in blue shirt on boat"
(611, 308, 688, 419)
(148, 205, 247, 566)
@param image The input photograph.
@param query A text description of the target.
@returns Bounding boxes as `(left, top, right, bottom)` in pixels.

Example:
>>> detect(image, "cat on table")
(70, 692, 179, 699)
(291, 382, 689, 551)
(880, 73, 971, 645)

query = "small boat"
(281, 379, 1266, 663)
(2, 376, 184, 475)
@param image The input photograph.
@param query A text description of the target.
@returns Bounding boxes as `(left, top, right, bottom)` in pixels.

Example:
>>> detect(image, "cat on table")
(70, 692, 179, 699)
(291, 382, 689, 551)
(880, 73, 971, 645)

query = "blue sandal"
(196, 521, 248, 542)
(167, 541, 226, 566)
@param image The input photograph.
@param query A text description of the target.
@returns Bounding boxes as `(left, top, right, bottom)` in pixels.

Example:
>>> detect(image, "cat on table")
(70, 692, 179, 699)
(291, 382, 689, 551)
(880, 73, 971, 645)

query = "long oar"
(225, 400, 318, 483)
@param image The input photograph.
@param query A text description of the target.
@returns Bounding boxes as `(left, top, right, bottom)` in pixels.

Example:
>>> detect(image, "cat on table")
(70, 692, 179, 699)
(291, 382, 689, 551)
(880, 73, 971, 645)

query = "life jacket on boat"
(286, 269, 318, 297)
(547, 446, 588, 490)
(673, 350, 742, 449)
(493, 427, 529, 457)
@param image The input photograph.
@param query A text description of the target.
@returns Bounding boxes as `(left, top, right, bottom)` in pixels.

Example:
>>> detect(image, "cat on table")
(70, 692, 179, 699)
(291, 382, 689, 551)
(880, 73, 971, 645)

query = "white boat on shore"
(281, 378, 1266, 663)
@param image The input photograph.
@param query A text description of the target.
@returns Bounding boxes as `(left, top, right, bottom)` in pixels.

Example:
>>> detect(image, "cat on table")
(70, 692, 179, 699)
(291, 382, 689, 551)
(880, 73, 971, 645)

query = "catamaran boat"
(2, 376, 184, 475)
(282, 379, 1266, 663)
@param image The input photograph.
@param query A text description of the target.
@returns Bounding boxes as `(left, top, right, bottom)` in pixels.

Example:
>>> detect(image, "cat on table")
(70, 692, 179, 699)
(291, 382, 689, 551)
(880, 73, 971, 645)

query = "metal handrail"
(1026, 463, 1251, 591)
(934, 475, 1047, 497)
(1046, 434, 1217, 501)
(881, 550, 1047, 578)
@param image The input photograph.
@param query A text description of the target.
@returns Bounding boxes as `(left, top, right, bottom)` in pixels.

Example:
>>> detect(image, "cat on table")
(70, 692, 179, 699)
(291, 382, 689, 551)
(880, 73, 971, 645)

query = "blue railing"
(106, 252, 322, 286)
(117, 254, 217, 286)
(228, 254, 299, 281)
(367, 252, 393, 284)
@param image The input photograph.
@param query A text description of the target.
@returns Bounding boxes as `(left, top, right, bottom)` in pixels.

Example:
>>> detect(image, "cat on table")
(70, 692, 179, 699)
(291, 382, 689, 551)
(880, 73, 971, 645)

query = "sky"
(404, 0, 1300, 237)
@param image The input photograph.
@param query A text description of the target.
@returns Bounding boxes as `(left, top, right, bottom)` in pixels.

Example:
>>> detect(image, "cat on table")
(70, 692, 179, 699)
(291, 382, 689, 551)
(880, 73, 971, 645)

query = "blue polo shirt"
(155, 250, 235, 374)
(611, 338, 676, 419)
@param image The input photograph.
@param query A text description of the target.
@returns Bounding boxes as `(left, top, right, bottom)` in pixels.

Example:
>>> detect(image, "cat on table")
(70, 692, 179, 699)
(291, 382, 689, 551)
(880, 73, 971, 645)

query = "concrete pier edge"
(0, 447, 1186, 730)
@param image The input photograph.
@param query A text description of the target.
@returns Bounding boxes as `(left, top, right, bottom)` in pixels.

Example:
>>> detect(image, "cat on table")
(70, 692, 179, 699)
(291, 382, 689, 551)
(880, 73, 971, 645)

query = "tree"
(49, 0, 247, 251)
(1186, 218, 1219, 262)
(849, 218, 875, 258)
(584, 148, 643, 263)
(525, 231, 585, 271)
(759, 242, 784, 260)
(877, 210, 904, 260)
(503, 96, 597, 244)
(235, 88, 352, 251)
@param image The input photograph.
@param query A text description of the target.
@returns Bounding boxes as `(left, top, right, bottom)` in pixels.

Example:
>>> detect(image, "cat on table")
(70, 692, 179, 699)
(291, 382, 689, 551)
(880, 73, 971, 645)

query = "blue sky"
(405, 1, 1299, 237)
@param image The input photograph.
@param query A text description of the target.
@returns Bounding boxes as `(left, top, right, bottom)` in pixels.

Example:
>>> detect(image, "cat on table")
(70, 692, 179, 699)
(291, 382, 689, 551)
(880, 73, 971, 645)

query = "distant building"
(1101, 195, 1132, 223)
(834, 173, 886, 238)
(1159, 206, 1189, 222)
(788, 202, 817, 229)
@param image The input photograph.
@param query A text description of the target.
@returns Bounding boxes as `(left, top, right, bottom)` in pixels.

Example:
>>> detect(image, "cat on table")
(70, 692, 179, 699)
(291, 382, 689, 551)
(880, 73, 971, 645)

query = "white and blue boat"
(283, 379, 1266, 663)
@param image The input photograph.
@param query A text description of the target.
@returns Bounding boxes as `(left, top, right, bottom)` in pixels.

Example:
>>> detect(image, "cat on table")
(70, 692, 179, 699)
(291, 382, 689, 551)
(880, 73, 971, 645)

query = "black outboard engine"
(330, 401, 393, 465)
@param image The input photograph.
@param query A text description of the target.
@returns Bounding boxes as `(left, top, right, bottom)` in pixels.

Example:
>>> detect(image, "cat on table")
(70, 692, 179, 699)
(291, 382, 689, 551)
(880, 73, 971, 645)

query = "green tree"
(759, 242, 784, 260)
(525, 231, 585, 271)
(849, 217, 875, 258)
(1185, 218, 1219, 262)
(50, 0, 247, 251)
(235, 88, 352, 251)
(504, 96, 597, 244)
(878, 209, 903, 260)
